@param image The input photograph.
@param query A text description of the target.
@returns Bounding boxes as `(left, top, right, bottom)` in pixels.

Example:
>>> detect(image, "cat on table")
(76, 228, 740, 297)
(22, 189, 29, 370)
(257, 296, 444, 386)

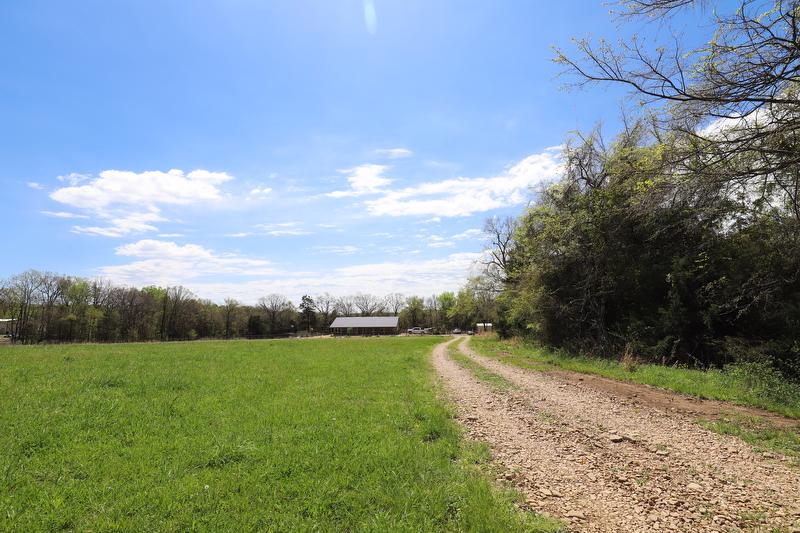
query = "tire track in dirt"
(432, 336, 800, 533)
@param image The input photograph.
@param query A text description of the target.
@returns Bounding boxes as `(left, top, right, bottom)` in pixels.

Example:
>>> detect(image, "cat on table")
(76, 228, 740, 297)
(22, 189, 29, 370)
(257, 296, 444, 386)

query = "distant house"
(0, 318, 16, 336)
(329, 316, 399, 336)
(476, 322, 493, 333)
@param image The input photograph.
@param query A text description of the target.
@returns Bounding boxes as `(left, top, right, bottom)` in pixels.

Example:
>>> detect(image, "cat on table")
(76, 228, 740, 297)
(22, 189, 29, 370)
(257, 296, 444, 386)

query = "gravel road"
(432, 337, 800, 533)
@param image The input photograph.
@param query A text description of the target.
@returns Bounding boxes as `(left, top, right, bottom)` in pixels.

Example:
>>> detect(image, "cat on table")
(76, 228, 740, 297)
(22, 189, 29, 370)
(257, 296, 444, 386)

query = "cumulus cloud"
(50, 169, 233, 210)
(326, 164, 392, 198)
(364, 151, 561, 217)
(44, 168, 235, 238)
(374, 148, 413, 159)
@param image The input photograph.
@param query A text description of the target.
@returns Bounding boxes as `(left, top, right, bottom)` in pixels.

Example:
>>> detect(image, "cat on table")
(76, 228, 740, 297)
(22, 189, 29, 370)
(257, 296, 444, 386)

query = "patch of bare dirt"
(432, 337, 800, 533)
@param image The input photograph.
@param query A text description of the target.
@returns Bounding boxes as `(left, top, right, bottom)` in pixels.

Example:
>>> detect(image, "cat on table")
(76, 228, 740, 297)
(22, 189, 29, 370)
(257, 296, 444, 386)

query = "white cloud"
(71, 210, 167, 237)
(374, 148, 413, 159)
(98, 239, 277, 285)
(158, 233, 184, 238)
(452, 228, 483, 240)
(363, 0, 377, 35)
(97, 242, 481, 303)
(314, 245, 361, 255)
(364, 151, 561, 217)
(45, 168, 235, 237)
(427, 235, 455, 248)
(225, 232, 252, 238)
(40, 210, 90, 219)
(326, 164, 392, 198)
(50, 169, 233, 210)
(253, 222, 312, 236)
(57, 173, 89, 186)
(247, 186, 272, 200)
(27, 182, 45, 190)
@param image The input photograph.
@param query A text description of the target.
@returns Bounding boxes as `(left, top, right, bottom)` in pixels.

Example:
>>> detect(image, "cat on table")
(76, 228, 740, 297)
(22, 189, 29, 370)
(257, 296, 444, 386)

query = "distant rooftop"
(330, 316, 399, 328)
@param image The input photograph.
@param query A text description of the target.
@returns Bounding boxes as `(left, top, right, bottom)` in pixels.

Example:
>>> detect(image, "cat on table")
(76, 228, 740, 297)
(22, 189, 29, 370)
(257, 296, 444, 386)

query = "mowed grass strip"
(0, 337, 562, 532)
(470, 336, 800, 419)
(447, 343, 515, 392)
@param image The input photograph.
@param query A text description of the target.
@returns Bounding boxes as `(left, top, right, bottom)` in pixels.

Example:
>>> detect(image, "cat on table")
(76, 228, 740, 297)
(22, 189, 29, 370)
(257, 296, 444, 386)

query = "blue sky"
(1, 1, 710, 302)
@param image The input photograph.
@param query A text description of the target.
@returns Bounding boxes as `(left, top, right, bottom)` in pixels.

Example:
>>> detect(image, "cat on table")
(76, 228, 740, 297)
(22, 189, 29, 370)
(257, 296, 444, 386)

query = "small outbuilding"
(0, 318, 15, 336)
(330, 316, 399, 336)
(476, 322, 493, 333)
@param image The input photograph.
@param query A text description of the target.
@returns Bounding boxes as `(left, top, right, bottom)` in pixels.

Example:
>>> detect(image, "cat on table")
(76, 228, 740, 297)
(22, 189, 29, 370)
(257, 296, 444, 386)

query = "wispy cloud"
(314, 245, 361, 255)
(40, 210, 89, 219)
(98, 239, 277, 285)
(374, 147, 412, 159)
(363, 0, 377, 35)
(100, 246, 480, 303)
(27, 182, 45, 190)
(253, 222, 312, 236)
(71, 209, 167, 237)
(247, 186, 272, 200)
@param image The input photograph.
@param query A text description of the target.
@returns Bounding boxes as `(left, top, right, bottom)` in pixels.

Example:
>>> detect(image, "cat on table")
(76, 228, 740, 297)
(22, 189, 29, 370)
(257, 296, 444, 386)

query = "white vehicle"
(407, 327, 425, 335)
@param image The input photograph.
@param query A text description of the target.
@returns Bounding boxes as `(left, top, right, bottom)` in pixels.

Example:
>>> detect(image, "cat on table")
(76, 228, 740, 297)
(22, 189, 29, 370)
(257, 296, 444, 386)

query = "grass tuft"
(448, 344, 515, 391)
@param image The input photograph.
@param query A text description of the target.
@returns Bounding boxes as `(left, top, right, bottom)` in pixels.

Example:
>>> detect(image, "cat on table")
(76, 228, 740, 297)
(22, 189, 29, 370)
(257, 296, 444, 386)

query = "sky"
(0, 1, 713, 303)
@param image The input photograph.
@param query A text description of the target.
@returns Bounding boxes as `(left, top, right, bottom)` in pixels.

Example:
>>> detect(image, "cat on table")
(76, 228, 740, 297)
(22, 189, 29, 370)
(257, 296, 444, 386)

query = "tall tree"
(353, 293, 385, 316)
(299, 295, 316, 332)
(258, 293, 293, 335)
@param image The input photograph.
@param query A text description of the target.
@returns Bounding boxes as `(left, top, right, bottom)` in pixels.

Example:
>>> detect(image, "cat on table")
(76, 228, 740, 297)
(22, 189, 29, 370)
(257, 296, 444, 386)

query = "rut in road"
(432, 336, 800, 533)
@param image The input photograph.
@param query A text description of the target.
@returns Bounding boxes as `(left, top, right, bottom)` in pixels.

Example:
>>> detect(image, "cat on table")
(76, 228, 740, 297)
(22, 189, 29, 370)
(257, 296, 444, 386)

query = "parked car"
(407, 327, 424, 335)
(423, 327, 433, 334)
(466, 330, 475, 335)
(452, 328, 462, 334)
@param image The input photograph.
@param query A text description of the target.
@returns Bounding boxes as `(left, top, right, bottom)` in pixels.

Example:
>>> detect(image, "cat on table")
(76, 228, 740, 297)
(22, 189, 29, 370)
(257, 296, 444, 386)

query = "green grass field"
(0, 337, 562, 533)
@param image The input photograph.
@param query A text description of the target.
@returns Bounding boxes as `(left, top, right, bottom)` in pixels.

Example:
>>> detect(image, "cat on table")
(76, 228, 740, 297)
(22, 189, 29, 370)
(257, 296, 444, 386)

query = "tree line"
(490, 0, 800, 379)
(0, 270, 497, 344)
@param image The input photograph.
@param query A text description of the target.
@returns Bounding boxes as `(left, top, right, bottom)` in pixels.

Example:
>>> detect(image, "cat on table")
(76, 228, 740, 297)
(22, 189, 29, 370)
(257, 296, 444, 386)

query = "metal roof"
(330, 316, 399, 328)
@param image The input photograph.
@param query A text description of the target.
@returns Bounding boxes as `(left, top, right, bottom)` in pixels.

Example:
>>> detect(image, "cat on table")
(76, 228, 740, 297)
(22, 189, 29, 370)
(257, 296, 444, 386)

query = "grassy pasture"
(0, 337, 560, 532)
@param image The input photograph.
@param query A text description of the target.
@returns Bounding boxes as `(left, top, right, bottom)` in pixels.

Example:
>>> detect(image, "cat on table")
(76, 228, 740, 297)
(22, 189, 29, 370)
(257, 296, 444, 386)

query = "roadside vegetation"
(0, 337, 562, 532)
(697, 415, 800, 462)
(471, 336, 800, 420)
(479, 0, 799, 398)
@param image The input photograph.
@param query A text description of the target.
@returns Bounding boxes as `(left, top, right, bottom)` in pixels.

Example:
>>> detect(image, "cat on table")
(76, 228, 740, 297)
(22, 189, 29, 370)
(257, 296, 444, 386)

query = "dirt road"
(432, 337, 800, 533)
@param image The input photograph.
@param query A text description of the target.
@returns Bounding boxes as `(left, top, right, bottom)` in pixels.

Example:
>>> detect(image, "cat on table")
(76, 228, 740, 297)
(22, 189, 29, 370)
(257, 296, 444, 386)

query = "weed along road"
(434, 337, 800, 533)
